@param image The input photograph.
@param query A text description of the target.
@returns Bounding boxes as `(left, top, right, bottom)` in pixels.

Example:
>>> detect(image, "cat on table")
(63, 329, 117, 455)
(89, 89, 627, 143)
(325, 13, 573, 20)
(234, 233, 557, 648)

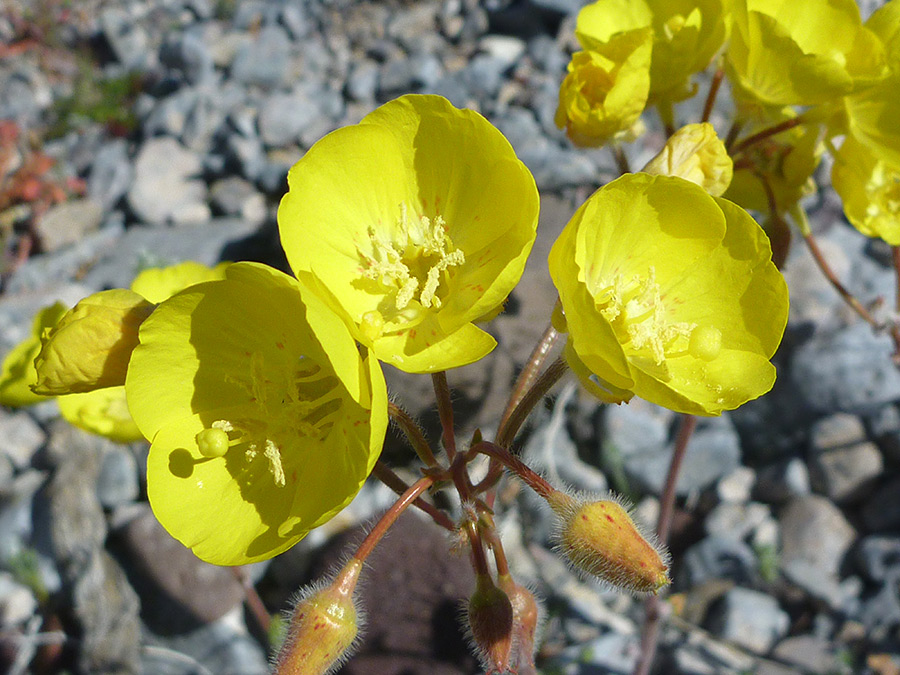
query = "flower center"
(195, 353, 342, 487)
(357, 203, 465, 335)
(593, 266, 719, 368)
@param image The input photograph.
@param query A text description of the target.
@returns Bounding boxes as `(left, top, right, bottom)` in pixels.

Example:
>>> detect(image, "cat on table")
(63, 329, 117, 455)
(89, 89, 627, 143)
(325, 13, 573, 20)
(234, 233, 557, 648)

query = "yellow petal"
(33, 290, 154, 396)
(0, 303, 68, 407)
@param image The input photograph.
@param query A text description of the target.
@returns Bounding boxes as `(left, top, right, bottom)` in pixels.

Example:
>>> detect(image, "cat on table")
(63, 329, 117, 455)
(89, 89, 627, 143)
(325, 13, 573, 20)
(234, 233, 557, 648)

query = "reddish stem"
(354, 475, 436, 563)
(371, 461, 455, 531)
(701, 68, 724, 124)
(388, 401, 439, 467)
(731, 116, 803, 156)
(432, 372, 457, 460)
(633, 414, 697, 675)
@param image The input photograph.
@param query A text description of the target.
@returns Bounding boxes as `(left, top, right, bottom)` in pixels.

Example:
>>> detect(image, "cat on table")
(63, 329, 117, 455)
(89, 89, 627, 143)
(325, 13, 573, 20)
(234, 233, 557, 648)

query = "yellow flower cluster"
(7, 82, 792, 567)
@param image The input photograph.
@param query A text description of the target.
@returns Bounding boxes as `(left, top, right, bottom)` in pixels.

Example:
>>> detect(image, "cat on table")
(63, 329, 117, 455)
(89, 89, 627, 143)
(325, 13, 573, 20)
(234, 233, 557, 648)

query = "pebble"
(87, 139, 134, 211)
(258, 88, 320, 147)
(705, 502, 772, 542)
(127, 137, 210, 225)
(0, 572, 37, 627)
(679, 535, 760, 587)
(96, 445, 140, 509)
(791, 322, 900, 415)
(33, 198, 104, 253)
(754, 458, 811, 504)
(230, 24, 292, 88)
(0, 409, 46, 470)
(706, 586, 790, 653)
(209, 176, 267, 226)
(808, 413, 883, 503)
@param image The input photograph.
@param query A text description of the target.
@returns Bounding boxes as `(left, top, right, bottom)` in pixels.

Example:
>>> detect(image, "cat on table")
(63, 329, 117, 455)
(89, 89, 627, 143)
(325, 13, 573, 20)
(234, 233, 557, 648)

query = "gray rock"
(143, 88, 202, 139)
(346, 60, 379, 102)
(209, 177, 266, 226)
(769, 636, 845, 675)
(855, 536, 900, 583)
(546, 631, 639, 674)
(258, 89, 320, 147)
(0, 409, 46, 470)
(808, 413, 883, 503)
(33, 198, 104, 252)
(868, 403, 900, 463)
(705, 502, 772, 542)
(791, 322, 900, 415)
(224, 130, 267, 182)
(87, 139, 133, 210)
(717, 466, 755, 504)
(100, 7, 152, 71)
(280, 4, 311, 39)
(754, 458, 811, 504)
(160, 30, 215, 85)
(0, 65, 52, 126)
(127, 137, 210, 225)
(680, 535, 759, 587)
(707, 586, 790, 653)
(96, 446, 139, 509)
(861, 477, 900, 531)
(142, 607, 271, 675)
(0, 571, 37, 627)
(42, 424, 141, 672)
(461, 54, 507, 98)
(0, 469, 46, 562)
(604, 402, 741, 497)
(80, 217, 260, 291)
(230, 24, 292, 88)
(780, 495, 855, 577)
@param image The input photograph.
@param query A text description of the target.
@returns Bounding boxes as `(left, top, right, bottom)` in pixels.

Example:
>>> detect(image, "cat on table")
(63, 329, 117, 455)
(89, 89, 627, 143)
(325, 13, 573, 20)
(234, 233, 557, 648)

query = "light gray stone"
(127, 137, 209, 225)
(0, 410, 45, 470)
(96, 446, 139, 509)
(754, 458, 811, 504)
(34, 199, 104, 252)
(230, 24, 292, 88)
(707, 586, 790, 653)
(780, 495, 855, 578)
(791, 322, 900, 415)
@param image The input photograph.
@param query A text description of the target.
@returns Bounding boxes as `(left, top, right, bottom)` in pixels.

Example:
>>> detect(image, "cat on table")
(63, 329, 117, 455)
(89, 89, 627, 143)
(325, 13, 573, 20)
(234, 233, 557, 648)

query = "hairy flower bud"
(274, 558, 364, 675)
(549, 492, 670, 594)
(467, 573, 514, 673)
(498, 574, 542, 673)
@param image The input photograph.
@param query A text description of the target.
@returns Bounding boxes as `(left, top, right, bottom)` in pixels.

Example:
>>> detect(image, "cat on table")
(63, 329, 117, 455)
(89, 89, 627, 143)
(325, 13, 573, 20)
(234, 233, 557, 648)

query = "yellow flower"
(0, 303, 68, 407)
(0, 302, 143, 441)
(726, 0, 886, 107)
(125, 262, 388, 565)
(33, 261, 229, 396)
(555, 31, 652, 147)
(549, 173, 788, 416)
(824, 2, 900, 176)
(278, 95, 538, 373)
(832, 135, 900, 245)
(576, 0, 727, 104)
(642, 122, 733, 196)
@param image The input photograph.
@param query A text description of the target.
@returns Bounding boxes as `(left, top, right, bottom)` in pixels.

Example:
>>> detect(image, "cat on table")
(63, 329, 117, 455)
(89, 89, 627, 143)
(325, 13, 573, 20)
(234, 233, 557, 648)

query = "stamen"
(357, 204, 465, 318)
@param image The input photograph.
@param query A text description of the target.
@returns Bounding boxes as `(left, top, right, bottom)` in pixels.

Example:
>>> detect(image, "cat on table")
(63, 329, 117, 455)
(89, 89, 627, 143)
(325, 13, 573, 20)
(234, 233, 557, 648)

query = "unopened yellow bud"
(467, 573, 514, 674)
(642, 122, 733, 196)
(551, 494, 670, 594)
(32, 289, 155, 395)
(274, 558, 363, 675)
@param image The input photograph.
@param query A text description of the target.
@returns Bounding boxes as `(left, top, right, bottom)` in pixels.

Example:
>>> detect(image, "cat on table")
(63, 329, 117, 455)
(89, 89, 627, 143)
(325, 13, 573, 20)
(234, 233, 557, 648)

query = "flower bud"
(33, 289, 155, 395)
(642, 122, 733, 196)
(498, 574, 542, 673)
(274, 558, 363, 675)
(550, 492, 670, 594)
(467, 573, 514, 673)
